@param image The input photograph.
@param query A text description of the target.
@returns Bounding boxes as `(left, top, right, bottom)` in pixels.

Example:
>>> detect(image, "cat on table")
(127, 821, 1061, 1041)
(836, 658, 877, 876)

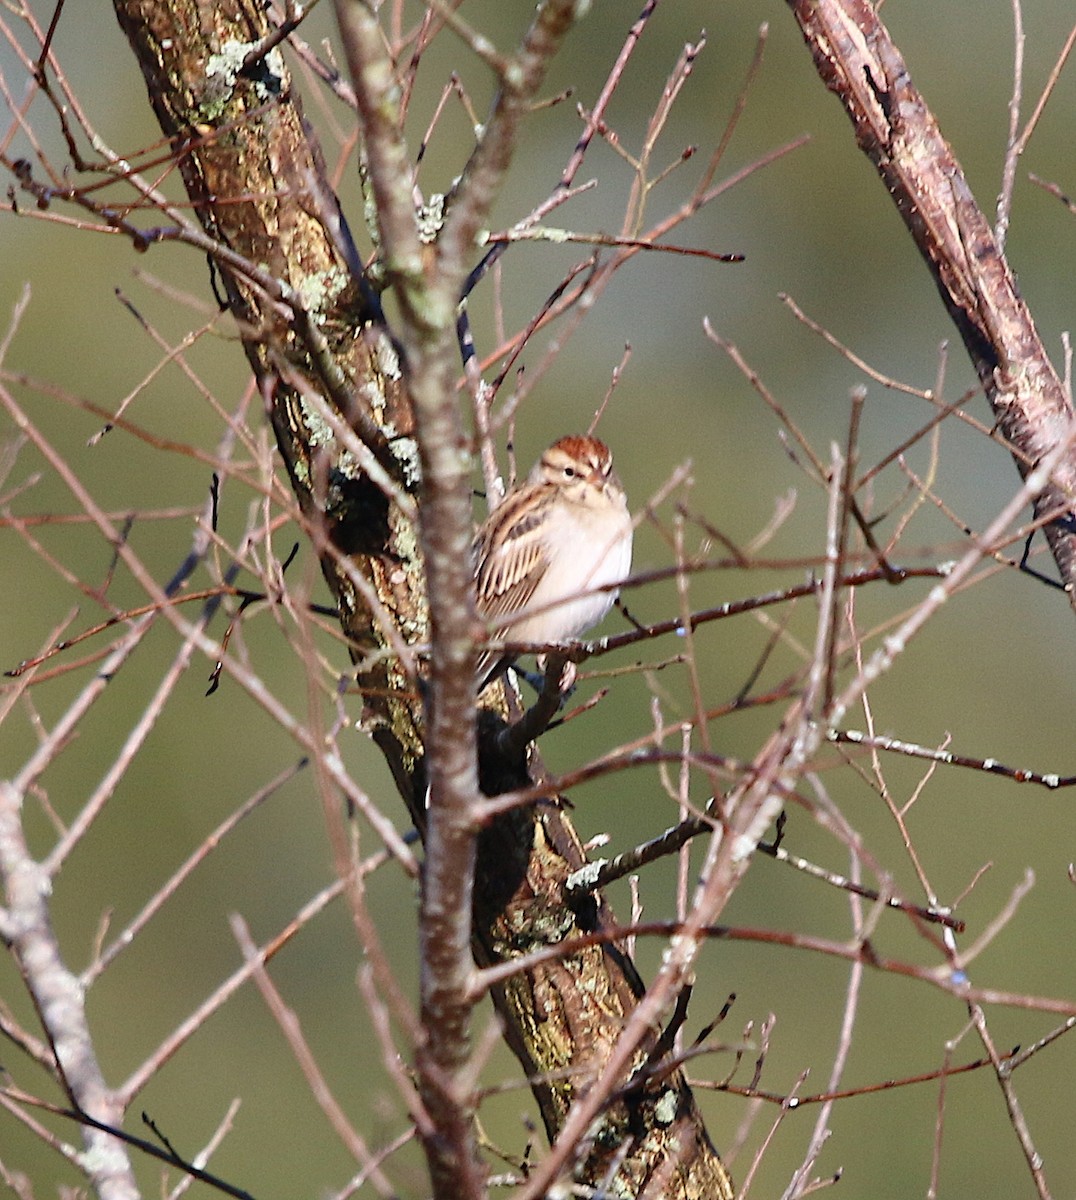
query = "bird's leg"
(516, 652, 577, 700)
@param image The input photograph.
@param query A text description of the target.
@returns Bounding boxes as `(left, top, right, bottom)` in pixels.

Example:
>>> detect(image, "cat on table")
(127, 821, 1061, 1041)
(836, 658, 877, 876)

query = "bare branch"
(788, 0, 1076, 604)
(0, 782, 138, 1200)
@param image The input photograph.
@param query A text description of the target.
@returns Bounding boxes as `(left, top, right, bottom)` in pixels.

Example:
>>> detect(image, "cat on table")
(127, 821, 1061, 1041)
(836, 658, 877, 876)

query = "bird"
(473, 434, 633, 693)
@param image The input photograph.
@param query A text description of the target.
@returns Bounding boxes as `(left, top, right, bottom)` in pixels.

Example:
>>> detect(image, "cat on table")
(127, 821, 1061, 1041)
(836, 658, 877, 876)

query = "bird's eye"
(563, 466, 576, 478)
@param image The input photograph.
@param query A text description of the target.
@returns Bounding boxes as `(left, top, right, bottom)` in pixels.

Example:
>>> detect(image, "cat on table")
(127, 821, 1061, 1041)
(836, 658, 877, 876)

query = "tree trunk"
(111, 1, 735, 1194)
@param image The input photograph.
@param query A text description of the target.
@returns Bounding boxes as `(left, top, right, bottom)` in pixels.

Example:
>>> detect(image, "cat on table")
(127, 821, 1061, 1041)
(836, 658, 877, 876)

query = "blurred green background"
(1, 1, 1075, 1197)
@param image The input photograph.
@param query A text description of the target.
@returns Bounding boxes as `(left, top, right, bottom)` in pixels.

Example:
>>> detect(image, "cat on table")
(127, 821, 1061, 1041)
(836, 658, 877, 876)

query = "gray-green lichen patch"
(374, 331, 402, 381)
(391, 435, 423, 490)
(202, 39, 287, 121)
(295, 266, 349, 321)
(388, 508, 428, 644)
(391, 504, 422, 572)
(297, 393, 340, 452)
(417, 193, 446, 245)
(357, 333, 401, 426)
(654, 1088, 679, 1126)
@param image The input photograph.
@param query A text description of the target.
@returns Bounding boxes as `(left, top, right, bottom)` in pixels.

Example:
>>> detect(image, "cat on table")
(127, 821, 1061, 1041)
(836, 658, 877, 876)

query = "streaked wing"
(474, 485, 549, 624)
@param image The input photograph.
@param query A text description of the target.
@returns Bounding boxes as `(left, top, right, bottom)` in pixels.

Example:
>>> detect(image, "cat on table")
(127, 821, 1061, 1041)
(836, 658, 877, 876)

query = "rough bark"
(112, 0, 428, 789)
(788, 0, 1076, 608)
(111, 1, 734, 1195)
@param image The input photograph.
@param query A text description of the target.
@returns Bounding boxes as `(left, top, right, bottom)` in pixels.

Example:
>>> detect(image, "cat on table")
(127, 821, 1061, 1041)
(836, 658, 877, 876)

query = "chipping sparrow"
(473, 434, 633, 691)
